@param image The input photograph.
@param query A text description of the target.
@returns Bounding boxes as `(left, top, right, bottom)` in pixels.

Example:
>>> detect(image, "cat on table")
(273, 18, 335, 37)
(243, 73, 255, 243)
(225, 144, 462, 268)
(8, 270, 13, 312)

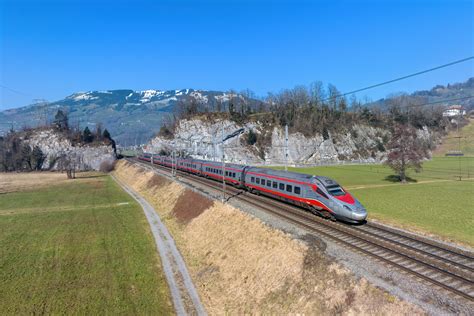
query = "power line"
(324, 56, 474, 101)
(0, 84, 31, 97)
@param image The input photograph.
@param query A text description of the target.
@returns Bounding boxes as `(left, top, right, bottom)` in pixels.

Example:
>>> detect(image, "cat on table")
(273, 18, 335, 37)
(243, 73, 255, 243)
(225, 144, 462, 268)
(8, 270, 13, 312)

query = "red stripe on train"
(246, 184, 332, 213)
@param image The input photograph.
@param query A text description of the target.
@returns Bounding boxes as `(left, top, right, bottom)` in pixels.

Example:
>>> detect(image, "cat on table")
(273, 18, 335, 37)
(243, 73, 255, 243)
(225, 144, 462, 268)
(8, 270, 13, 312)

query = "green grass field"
(434, 118, 474, 157)
(275, 157, 474, 246)
(0, 174, 174, 314)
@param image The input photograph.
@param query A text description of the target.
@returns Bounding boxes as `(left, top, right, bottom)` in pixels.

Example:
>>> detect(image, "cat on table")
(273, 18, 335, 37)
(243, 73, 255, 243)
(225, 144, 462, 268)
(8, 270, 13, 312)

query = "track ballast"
(128, 158, 474, 302)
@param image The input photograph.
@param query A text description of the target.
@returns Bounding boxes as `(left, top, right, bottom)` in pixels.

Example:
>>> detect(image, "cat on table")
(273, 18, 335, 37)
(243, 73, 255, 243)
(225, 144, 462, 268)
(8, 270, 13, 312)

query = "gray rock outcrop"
(23, 129, 116, 171)
(146, 118, 411, 165)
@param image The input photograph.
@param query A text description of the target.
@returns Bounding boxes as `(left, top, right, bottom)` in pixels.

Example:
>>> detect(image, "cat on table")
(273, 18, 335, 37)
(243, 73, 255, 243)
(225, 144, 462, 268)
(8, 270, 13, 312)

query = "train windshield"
(326, 185, 345, 196)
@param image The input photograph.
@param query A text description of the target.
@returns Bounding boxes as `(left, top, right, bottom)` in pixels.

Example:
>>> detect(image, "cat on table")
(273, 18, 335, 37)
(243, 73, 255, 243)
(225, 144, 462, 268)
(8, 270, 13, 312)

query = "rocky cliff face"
(23, 129, 116, 171)
(146, 119, 424, 165)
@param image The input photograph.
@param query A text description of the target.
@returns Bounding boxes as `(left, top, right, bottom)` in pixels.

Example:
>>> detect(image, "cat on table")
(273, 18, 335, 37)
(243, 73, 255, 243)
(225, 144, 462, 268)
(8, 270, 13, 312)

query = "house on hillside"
(442, 105, 466, 117)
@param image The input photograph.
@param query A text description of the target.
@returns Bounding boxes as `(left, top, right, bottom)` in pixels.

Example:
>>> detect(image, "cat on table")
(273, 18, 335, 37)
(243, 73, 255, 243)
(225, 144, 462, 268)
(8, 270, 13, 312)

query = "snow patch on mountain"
(190, 91, 208, 103)
(140, 89, 164, 103)
(69, 92, 98, 101)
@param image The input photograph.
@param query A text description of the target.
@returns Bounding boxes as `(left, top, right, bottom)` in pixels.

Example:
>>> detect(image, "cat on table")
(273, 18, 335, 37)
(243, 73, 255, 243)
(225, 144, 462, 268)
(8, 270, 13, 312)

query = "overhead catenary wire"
(0, 84, 31, 97)
(322, 56, 474, 102)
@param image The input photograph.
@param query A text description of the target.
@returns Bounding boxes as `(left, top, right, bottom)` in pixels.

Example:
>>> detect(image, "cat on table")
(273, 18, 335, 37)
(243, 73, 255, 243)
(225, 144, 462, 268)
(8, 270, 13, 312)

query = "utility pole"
(221, 126, 226, 203)
(285, 124, 288, 171)
(172, 150, 177, 177)
(457, 109, 462, 181)
(213, 134, 216, 161)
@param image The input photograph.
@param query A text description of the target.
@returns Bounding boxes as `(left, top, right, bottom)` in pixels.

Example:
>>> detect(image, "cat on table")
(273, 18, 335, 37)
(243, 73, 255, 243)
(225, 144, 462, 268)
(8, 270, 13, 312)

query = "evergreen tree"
(31, 146, 46, 170)
(103, 129, 111, 140)
(246, 129, 257, 145)
(54, 110, 69, 131)
(82, 127, 93, 143)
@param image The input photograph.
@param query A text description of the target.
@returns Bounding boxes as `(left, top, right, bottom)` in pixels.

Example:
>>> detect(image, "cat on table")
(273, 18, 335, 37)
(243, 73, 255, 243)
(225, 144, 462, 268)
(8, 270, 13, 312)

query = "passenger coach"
(137, 153, 367, 223)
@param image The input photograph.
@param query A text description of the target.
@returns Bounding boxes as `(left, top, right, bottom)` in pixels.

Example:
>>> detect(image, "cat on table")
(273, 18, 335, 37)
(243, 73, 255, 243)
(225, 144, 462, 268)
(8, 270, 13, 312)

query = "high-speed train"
(138, 153, 367, 223)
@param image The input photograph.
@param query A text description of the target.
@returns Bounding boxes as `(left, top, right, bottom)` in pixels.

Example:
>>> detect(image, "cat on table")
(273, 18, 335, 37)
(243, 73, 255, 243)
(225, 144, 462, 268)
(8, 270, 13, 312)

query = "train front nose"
(350, 201, 367, 221)
(351, 208, 367, 221)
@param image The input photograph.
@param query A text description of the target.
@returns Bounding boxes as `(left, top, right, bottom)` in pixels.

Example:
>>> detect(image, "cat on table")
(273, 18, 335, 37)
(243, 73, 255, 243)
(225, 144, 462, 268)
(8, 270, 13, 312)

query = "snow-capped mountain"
(0, 89, 259, 145)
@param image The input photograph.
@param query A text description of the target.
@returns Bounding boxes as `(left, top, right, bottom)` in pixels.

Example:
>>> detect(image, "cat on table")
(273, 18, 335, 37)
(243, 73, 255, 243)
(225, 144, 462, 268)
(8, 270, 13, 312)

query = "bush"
(322, 127, 330, 140)
(99, 159, 116, 173)
(157, 126, 174, 139)
(376, 139, 385, 152)
(246, 129, 257, 145)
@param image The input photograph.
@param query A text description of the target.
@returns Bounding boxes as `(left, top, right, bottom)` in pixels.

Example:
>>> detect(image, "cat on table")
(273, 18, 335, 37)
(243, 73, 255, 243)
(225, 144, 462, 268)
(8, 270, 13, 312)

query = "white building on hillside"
(442, 105, 466, 117)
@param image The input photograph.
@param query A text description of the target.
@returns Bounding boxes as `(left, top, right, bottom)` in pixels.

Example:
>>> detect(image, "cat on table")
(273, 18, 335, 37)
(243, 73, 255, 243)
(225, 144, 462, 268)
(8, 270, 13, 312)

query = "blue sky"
(1, 0, 473, 109)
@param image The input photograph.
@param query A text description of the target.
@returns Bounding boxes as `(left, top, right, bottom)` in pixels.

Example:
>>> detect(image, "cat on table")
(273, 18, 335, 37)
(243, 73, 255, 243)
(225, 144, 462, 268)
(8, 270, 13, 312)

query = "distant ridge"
(0, 89, 258, 145)
(368, 77, 474, 110)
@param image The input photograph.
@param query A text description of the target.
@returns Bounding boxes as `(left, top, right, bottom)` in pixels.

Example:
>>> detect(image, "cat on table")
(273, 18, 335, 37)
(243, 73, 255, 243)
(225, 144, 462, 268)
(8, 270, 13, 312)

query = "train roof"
(314, 176, 339, 187)
(247, 167, 314, 182)
(197, 160, 247, 170)
(247, 167, 340, 186)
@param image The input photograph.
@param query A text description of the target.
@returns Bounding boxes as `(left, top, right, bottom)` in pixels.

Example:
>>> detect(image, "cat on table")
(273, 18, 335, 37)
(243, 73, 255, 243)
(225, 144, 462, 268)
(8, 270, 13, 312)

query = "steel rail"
(129, 158, 474, 301)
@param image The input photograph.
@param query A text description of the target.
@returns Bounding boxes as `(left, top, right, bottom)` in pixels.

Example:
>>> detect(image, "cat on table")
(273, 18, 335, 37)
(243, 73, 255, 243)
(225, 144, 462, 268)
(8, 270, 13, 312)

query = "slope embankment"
(113, 160, 423, 314)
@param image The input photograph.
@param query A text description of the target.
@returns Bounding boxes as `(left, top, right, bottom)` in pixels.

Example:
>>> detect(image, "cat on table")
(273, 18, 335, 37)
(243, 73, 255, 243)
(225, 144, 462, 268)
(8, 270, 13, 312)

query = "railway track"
(128, 158, 474, 302)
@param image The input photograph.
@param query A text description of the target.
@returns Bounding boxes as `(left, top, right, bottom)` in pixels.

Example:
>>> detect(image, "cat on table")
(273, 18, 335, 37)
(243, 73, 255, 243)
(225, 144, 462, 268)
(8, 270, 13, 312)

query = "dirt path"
(346, 177, 474, 191)
(112, 175, 206, 316)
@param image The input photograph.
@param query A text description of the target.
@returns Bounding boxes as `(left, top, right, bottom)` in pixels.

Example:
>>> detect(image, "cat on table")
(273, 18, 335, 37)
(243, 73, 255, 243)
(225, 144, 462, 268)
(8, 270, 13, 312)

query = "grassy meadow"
(433, 118, 474, 157)
(0, 173, 173, 315)
(275, 157, 474, 246)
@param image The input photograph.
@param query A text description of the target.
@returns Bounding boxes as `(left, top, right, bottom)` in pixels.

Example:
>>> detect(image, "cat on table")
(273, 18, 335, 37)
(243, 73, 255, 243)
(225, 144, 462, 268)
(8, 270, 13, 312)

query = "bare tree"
(57, 150, 82, 179)
(385, 124, 428, 183)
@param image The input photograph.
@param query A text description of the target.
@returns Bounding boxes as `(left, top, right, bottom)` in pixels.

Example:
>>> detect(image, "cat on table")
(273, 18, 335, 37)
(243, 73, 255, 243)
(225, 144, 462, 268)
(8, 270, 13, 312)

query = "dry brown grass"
(0, 171, 103, 194)
(114, 160, 425, 315)
(173, 190, 214, 224)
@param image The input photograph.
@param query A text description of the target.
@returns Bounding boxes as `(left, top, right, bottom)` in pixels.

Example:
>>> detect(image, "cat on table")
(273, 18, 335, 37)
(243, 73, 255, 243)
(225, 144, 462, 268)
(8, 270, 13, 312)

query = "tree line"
(162, 82, 458, 182)
(168, 82, 449, 137)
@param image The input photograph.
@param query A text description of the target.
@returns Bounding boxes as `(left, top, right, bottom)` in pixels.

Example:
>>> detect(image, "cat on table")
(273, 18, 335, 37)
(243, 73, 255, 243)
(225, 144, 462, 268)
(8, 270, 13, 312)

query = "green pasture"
(0, 174, 173, 314)
(434, 118, 474, 157)
(276, 157, 474, 246)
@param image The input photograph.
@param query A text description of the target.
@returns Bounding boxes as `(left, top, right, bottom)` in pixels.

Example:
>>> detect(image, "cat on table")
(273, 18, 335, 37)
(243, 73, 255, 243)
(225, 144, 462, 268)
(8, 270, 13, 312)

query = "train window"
(279, 183, 284, 190)
(261, 179, 266, 185)
(326, 185, 346, 196)
(251, 177, 255, 183)
(294, 187, 301, 194)
(233, 172, 236, 177)
(256, 178, 260, 184)
(315, 187, 329, 199)
(225, 171, 228, 176)
(273, 181, 277, 188)
(286, 184, 292, 192)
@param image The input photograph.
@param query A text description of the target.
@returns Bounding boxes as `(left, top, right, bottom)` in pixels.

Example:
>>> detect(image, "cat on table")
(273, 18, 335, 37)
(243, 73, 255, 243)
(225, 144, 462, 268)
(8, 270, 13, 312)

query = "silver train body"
(138, 154, 368, 223)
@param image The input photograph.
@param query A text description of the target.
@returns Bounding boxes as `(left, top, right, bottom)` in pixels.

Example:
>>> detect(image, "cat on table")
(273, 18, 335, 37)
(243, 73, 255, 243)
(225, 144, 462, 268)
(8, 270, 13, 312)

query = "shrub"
(246, 129, 257, 145)
(99, 159, 116, 173)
